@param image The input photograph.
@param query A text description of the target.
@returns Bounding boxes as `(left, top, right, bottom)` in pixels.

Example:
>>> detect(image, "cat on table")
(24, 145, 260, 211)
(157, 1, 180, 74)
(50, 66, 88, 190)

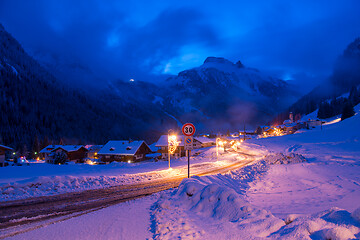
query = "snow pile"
(265, 152, 306, 165)
(0, 171, 169, 201)
(272, 207, 360, 239)
(151, 177, 285, 239)
(152, 177, 360, 239)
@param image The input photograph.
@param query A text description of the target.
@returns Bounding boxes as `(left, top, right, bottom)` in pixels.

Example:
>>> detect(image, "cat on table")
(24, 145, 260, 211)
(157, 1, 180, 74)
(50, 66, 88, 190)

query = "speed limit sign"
(182, 123, 196, 136)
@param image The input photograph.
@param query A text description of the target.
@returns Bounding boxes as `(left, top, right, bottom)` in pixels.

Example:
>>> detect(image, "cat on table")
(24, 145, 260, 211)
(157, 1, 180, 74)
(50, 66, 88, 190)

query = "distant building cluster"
(259, 112, 323, 138)
(0, 112, 328, 167)
(0, 136, 218, 166)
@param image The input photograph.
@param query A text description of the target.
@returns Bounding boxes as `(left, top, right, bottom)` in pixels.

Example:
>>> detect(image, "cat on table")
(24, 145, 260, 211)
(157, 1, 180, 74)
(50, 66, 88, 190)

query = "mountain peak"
(203, 57, 233, 65)
(344, 37, 360, 58)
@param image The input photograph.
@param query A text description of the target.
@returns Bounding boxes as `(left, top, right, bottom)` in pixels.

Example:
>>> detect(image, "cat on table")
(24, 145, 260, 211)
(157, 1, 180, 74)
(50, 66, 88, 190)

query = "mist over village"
(0, 1, 360, 239)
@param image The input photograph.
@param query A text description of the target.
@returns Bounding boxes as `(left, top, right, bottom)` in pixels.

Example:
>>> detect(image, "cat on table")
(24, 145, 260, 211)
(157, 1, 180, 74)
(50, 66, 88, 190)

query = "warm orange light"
(168, 135, 179, 154)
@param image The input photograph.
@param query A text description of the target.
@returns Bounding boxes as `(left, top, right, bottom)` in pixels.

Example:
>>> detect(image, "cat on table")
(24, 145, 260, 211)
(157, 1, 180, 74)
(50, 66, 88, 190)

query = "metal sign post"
(188, 150, 190, 178)
(182, 123, 195, 178)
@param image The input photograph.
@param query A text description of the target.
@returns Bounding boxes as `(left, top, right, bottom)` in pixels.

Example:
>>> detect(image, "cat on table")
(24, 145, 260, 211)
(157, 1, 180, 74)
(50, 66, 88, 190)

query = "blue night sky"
(0, 0, 359, 83)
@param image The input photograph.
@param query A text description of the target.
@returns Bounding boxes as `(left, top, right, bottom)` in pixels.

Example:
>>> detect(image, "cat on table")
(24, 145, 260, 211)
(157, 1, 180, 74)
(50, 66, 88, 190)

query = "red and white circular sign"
(182, 123, 196, 136)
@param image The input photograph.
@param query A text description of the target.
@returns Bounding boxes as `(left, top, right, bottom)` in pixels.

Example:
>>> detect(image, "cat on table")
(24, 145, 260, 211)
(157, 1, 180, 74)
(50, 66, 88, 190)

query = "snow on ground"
(7, 150, 360, 239)
(149, 113, 360, 239)
(152, 175, 360, 239)
(4, 110, 360, 239)
(0, 147, 245, 202)
(6, 194, 158, 240)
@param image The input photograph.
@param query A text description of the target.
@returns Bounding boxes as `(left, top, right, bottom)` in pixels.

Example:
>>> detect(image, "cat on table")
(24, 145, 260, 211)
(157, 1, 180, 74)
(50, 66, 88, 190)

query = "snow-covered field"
(4, 111, 360, 239)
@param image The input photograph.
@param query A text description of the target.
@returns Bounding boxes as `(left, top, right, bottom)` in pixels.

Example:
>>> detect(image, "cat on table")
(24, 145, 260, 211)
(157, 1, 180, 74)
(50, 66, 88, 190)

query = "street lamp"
(168, 130, 178, 169)
(216, 137, 221, 162)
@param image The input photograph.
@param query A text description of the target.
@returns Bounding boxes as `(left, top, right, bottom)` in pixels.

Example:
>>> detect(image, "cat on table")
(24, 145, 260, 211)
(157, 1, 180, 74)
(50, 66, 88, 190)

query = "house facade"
(97, 140, 152, 162)
(40, 145, 88, 163)
(52, 145, 88, 163)
(84, 145, 103, 159)
(39, 145, 62, 162)
(194, 137, 216, 148)
(155, 135, 186, 159)
(0, 144, 13, 167)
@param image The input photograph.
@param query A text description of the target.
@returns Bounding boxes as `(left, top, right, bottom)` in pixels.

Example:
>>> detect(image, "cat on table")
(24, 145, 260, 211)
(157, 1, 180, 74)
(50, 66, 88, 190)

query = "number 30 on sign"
(182, 123, 196, 136)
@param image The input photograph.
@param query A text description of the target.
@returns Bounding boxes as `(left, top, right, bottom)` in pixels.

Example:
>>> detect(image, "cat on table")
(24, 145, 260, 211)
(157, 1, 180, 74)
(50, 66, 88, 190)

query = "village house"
(52, 145, 88, 163)
(0, 144, 13, 167)
(194, 137, 216, 148)
(97, 140, 152, 163)
(39, 145, 62, 162)
(155, 135, 186, 159)
(40, 145, 88, 163)
(84, 145, 103, 159)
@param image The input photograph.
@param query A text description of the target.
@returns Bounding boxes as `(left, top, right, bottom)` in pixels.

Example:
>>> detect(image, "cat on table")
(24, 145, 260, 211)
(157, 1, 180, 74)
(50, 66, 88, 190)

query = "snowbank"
(272, 207, 360, 239)
(150, 153, 310, 239)
(152, 176, 360, 239)
(152, 177, 285, 239)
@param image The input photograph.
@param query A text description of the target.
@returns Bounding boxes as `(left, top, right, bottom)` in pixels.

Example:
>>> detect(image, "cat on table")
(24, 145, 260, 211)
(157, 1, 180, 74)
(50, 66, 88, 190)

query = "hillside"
(0, 24, 166, 151)
(161, 57, 300, 130)
(0, 23, 304, 150)
(285, 37, 360, 120)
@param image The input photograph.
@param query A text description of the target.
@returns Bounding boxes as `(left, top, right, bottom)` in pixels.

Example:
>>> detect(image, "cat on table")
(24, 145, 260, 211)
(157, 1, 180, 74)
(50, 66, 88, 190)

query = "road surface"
(0, 151, 259, 239)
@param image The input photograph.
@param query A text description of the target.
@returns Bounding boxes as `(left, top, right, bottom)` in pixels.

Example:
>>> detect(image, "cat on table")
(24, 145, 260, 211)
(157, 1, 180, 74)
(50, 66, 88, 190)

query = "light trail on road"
(0, 151, 260, 239)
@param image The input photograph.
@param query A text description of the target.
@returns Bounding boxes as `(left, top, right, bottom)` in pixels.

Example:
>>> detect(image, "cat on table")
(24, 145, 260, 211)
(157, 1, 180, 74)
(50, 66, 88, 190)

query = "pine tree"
(255, 126, 263, 135)
(31, 135, 40, 159)
(349, 85, 360, 106)
(341, 101, 355, 121)
(318, 102, 332, 119)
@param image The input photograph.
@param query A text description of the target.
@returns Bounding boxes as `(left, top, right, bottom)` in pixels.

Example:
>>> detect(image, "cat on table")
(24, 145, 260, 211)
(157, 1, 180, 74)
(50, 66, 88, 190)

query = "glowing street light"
(216, 138, 226, 161)
(216, 138, 221, 162)
(168, 131, 179, 169)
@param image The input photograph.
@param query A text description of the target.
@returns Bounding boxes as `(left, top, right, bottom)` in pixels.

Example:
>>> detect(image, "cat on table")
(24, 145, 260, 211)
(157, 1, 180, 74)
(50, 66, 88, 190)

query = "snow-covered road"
(3, 113, 360, 239)
(0, 152, 257, 239)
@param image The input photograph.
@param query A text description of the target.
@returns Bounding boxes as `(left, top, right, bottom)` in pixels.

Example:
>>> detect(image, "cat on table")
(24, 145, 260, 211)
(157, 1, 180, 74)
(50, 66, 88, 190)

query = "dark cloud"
(119, 8, 219, 77)
(0, 0, 359, 85)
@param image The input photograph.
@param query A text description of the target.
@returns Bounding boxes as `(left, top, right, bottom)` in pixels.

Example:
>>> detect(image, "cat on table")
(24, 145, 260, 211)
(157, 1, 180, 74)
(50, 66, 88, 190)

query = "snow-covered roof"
(84, 145, 103, 152)
(146, 153, 161, 158)
(155, 135, 184, 147)
(0, 144, 13, 151)
(194, 137, 215, 144)
(97, 141, 149, 155)
(55, 145, 87, 153)
(40, 145, 62, 153)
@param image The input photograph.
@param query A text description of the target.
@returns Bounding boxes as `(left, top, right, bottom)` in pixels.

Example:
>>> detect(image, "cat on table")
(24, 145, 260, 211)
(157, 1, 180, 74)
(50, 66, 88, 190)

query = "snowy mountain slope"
(161, 57, 301, 130)
(0, 23, 169, 148)
(288, 37, 360, 117)
(103, 56, 302, 133)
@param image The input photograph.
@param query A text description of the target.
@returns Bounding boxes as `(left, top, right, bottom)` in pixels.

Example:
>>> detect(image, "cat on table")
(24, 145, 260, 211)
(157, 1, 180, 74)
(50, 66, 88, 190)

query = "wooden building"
(52, 145, 88, 163)
(39, 145, 62, 162)
(194, 137, 216, 148)
(40, 145, 88, 163)
(97, 140, 152, 163)
(0, 144, 13, 167)
(84, 145, 103, 159)
(155, 135, 186, 159)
